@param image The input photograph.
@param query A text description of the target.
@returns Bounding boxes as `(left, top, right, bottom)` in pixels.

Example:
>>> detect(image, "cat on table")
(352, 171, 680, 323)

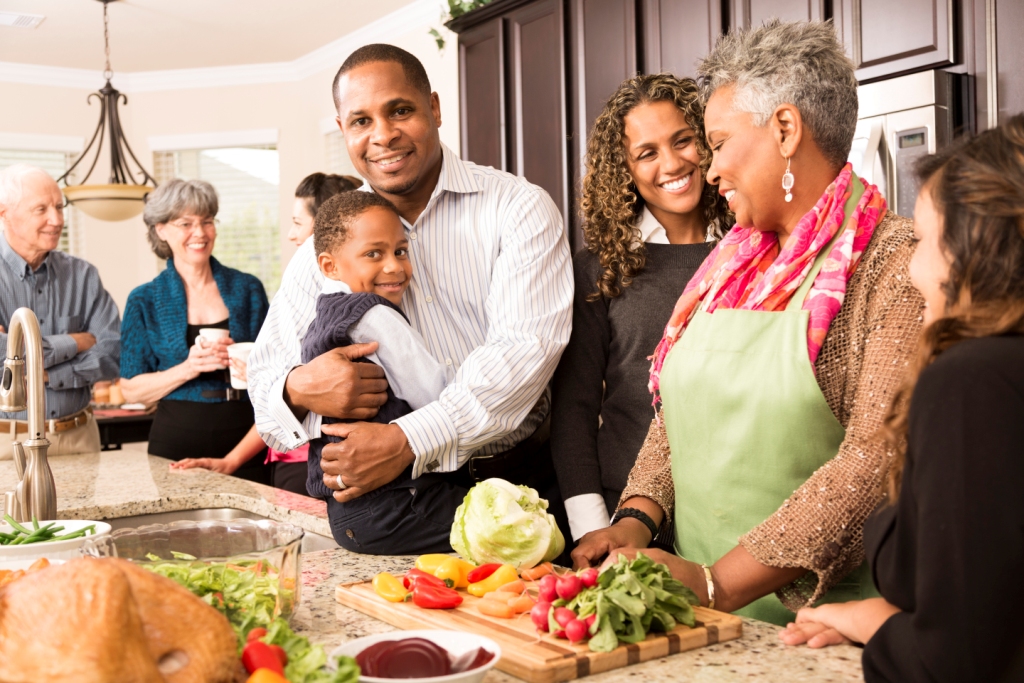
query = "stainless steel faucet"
(0, 308, 56, 522)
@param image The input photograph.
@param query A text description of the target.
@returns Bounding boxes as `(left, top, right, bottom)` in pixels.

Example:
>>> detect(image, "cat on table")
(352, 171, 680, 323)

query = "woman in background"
(551, 74, 730, 543)
(289, 172, 361, 246)
(780, 117, 1024, 683)
(120, 179, 271, 484)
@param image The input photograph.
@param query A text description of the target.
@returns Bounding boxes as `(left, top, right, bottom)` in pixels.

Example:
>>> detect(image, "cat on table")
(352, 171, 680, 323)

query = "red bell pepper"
(242, 641, 285, 676)
(403, 568, 449, 590)
(412, 582, 464, 609)
(466, 563, 502, 584)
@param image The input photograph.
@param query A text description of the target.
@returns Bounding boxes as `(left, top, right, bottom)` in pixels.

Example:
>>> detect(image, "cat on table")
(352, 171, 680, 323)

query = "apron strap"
(786, 174, 866, 311)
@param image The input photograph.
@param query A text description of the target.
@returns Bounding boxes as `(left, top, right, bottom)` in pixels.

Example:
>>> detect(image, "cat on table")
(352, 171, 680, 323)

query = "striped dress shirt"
(248, 145, 573, 478)
(0, 231, 121, 420)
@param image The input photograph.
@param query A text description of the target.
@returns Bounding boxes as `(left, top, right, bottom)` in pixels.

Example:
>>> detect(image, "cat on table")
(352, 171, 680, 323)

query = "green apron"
(661, 180, 877, 625)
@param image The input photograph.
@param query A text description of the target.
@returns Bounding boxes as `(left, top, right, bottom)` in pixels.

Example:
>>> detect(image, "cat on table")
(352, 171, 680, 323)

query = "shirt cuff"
(268, 371, 312, 449)
(44, 362, 76, 392)
(392, 401, 459, 478)
(47, 334, 78, 367)
(564, 493, 611, 541)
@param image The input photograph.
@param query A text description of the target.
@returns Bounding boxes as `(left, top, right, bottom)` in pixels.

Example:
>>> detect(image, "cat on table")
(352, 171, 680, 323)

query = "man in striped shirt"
(248, 45, 573, 554)
(0, 165, 121, 458)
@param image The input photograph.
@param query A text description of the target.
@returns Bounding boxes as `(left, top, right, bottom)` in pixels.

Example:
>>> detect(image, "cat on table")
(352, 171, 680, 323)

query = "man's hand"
(572, 518, 652, 569)
(70, 332, 96, 354)
(319, 422, 415, 502)
(284, 343, 389, 420)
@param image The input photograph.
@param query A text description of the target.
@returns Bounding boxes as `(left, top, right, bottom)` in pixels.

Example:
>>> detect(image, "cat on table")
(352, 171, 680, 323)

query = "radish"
(584, 614, 597, 629)
(531, 601, 552, 632)
(556, 574, 582, 601)
(565, 618, 589, 643)
(537, 574, 558, 603)
(553, 607, 576, 628)
(578, 568, 598, 588)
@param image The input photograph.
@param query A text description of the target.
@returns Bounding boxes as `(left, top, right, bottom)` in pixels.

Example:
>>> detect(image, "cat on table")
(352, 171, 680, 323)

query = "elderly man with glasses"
(0, 164, 121, 458)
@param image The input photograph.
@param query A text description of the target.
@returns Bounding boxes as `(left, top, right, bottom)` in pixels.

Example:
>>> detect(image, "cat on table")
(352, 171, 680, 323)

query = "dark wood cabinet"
(995, 0, 1024, 124)
(642, 0, 723, 77)
(728, 0, 823, 28)
(459, 18, 505, 171)
(835, 0, 956, 82)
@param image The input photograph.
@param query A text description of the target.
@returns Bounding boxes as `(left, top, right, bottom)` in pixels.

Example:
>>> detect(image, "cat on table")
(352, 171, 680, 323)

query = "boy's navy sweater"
(301, 291, 412, 498)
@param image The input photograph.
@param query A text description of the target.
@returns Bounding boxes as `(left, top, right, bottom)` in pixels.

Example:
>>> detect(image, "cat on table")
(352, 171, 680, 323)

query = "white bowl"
(331, 630, 501, 683)
(0, 520, 111, 568)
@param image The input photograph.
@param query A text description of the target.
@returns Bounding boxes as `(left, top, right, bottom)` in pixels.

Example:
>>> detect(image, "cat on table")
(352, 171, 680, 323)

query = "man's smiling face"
(335, 60, 443, 199)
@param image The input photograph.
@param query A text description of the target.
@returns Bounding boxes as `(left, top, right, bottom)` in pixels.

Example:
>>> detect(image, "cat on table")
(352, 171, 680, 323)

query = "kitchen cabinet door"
(569, 0, 638, 136)
(996, 0, 1024, 123)
(642, 0, 724, 77)
(728, 0, 823, 28)
(835, 0, 956, 82)
(506, 0, 571, 221)
(459, 18, 506, 171)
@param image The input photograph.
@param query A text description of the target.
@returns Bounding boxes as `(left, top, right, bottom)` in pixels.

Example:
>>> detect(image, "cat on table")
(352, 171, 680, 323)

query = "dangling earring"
(782, 157, 795, 203)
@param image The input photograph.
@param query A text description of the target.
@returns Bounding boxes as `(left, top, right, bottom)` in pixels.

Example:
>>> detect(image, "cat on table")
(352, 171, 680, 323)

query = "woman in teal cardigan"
(120, 179, 271, 484)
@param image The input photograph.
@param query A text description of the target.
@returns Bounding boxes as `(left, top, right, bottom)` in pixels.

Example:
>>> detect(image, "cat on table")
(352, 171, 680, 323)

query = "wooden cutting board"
(335, 579, 742, 683)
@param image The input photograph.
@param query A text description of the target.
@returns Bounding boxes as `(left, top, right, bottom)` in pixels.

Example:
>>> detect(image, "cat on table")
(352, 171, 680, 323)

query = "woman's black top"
(862, 335, 1024, 683)
(551, 243, 712, 511)
(147, 318, 269, 485)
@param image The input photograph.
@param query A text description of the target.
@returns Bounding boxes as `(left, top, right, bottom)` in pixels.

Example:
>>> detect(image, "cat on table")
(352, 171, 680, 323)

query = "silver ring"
(336, 473, 347, 490)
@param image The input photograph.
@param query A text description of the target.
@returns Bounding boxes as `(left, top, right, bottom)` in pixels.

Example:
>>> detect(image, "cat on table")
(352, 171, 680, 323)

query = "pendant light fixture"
(58, 0, 156, 222)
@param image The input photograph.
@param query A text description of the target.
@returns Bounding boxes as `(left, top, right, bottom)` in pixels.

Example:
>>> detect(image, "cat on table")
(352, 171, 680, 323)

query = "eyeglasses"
(168, 218, 218, 230)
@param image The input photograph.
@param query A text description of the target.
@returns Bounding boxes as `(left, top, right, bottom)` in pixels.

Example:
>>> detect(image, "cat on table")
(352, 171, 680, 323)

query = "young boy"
(302, 191, 448, 536)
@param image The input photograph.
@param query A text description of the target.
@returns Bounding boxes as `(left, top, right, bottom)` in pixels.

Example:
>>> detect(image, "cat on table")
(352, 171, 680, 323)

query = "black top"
(550, 243, 713, 509)
(862, 335, 1024, 683)
(300, 291, 413, 500)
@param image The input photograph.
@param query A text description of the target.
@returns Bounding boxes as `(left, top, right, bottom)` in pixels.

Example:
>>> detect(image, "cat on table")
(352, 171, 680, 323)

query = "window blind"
(153, 145, 281, 295)
(0, 149, 82, 256)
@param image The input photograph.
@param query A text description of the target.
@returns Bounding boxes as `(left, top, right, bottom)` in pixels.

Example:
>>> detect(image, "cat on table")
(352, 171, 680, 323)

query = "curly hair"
(581, 73, 731, 300)
(882, 115, 1024, 501)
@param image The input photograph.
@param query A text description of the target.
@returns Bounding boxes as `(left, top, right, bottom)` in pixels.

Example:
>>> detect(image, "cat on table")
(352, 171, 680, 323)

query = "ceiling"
(0, 0, 419, 72)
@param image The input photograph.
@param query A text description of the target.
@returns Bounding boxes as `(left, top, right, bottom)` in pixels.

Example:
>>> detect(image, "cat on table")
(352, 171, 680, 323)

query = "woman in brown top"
(572, 19, 923, 625)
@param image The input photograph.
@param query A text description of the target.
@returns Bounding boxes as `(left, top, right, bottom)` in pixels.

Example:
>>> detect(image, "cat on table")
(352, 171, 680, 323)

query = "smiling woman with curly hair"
(551, 73, 732, 543)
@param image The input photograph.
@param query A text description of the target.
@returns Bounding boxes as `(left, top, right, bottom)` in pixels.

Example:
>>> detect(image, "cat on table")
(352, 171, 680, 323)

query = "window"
(0, 149, 82, 256)
(153, 145, 281, 295)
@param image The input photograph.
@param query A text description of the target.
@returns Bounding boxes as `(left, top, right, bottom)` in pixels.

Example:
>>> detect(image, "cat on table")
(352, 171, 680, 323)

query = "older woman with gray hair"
(120, 179, 271, 484)
(573, 20, 923, 626)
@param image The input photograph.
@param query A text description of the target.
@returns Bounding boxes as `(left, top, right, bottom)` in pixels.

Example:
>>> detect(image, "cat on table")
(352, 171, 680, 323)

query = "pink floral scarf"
(648, 164, 886, 407)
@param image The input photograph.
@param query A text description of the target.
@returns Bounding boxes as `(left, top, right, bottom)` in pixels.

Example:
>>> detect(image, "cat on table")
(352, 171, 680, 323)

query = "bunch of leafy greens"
(143, 552, 284, 638)
(263, 618, 360, 683)
(143, 554, 358, 683)
(450, 478, 565, 569)
(564, 553, 699, 653)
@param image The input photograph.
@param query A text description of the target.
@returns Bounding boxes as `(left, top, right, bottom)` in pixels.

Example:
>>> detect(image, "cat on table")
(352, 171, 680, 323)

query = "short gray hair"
(142, 178, 219, 259)
(698, 19, 858, 168)
(0, 164, 57, 208)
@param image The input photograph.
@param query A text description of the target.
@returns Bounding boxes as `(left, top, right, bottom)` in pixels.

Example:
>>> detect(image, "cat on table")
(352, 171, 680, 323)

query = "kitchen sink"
(105, 508, 339, 553)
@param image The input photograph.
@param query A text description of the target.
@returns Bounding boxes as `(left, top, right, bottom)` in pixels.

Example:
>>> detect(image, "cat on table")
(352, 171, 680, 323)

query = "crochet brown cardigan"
(619, 211, 923, 610)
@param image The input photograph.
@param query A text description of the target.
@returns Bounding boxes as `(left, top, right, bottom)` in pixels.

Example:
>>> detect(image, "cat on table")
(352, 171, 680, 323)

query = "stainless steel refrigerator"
(848, 70, 974, 218)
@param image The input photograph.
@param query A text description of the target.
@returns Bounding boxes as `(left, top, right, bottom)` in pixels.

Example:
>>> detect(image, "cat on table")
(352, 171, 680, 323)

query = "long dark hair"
(883, 115, 1024, 500)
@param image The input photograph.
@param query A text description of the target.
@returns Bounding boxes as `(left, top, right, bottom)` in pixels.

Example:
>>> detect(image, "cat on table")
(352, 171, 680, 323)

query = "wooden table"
(92, 408, 153, 451)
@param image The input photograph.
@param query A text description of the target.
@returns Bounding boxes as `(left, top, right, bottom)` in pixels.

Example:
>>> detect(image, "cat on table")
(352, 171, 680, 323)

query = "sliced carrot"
(477, 599, 515, 619)
(27, 557, 50, 572)
(496, 579, 525, 595)
(520, 563, 553, 581)
(481, 590, 517, 603)
(510, 593, 536, 614)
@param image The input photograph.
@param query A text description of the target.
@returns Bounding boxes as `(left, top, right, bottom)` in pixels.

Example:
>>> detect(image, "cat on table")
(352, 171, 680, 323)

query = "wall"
(0, 21, 460, 312)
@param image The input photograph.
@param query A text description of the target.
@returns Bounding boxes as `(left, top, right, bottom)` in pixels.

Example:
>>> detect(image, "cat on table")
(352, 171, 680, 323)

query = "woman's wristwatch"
(611, 507, 659, 541)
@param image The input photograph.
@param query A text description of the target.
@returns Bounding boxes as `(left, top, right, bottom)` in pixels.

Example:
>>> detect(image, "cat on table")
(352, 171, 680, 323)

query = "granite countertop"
(0, 451, 864, 683)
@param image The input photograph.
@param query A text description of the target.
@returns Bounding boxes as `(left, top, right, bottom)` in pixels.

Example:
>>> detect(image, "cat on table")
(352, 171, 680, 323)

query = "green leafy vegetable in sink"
(566, 553, 699, 652)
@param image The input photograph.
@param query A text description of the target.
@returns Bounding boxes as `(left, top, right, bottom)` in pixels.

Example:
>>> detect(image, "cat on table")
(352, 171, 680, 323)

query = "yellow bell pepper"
(467, 564, 519, 597)
(435, 557, 475, 589)
(414, 554, 454, 575)
(246, 669, 289, 683)
(372, 571, 410, 602)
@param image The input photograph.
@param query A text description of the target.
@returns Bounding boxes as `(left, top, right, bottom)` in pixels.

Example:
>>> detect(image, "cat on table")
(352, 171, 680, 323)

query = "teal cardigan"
(120, 257, 269, 402)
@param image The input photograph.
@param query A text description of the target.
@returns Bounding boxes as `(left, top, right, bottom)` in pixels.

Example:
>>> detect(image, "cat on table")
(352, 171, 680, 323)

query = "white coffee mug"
(195, 328, 231, 368)
(227, 342, 255, 390)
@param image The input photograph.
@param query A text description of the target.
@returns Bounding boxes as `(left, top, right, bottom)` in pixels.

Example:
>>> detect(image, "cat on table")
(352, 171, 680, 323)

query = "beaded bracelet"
(612, 507, 659, 541)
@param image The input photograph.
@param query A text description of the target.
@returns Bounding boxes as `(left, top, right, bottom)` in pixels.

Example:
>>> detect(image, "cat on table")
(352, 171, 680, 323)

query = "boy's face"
(318, 206, 412, 306)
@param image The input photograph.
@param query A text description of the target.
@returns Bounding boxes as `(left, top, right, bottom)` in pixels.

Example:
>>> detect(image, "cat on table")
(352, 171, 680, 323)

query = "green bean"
(3, 514, 31, 535)
(31, 515, 39, 531)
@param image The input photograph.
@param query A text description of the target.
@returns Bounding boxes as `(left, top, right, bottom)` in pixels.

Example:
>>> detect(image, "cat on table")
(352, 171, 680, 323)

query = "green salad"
(144, 553, 357, 683)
